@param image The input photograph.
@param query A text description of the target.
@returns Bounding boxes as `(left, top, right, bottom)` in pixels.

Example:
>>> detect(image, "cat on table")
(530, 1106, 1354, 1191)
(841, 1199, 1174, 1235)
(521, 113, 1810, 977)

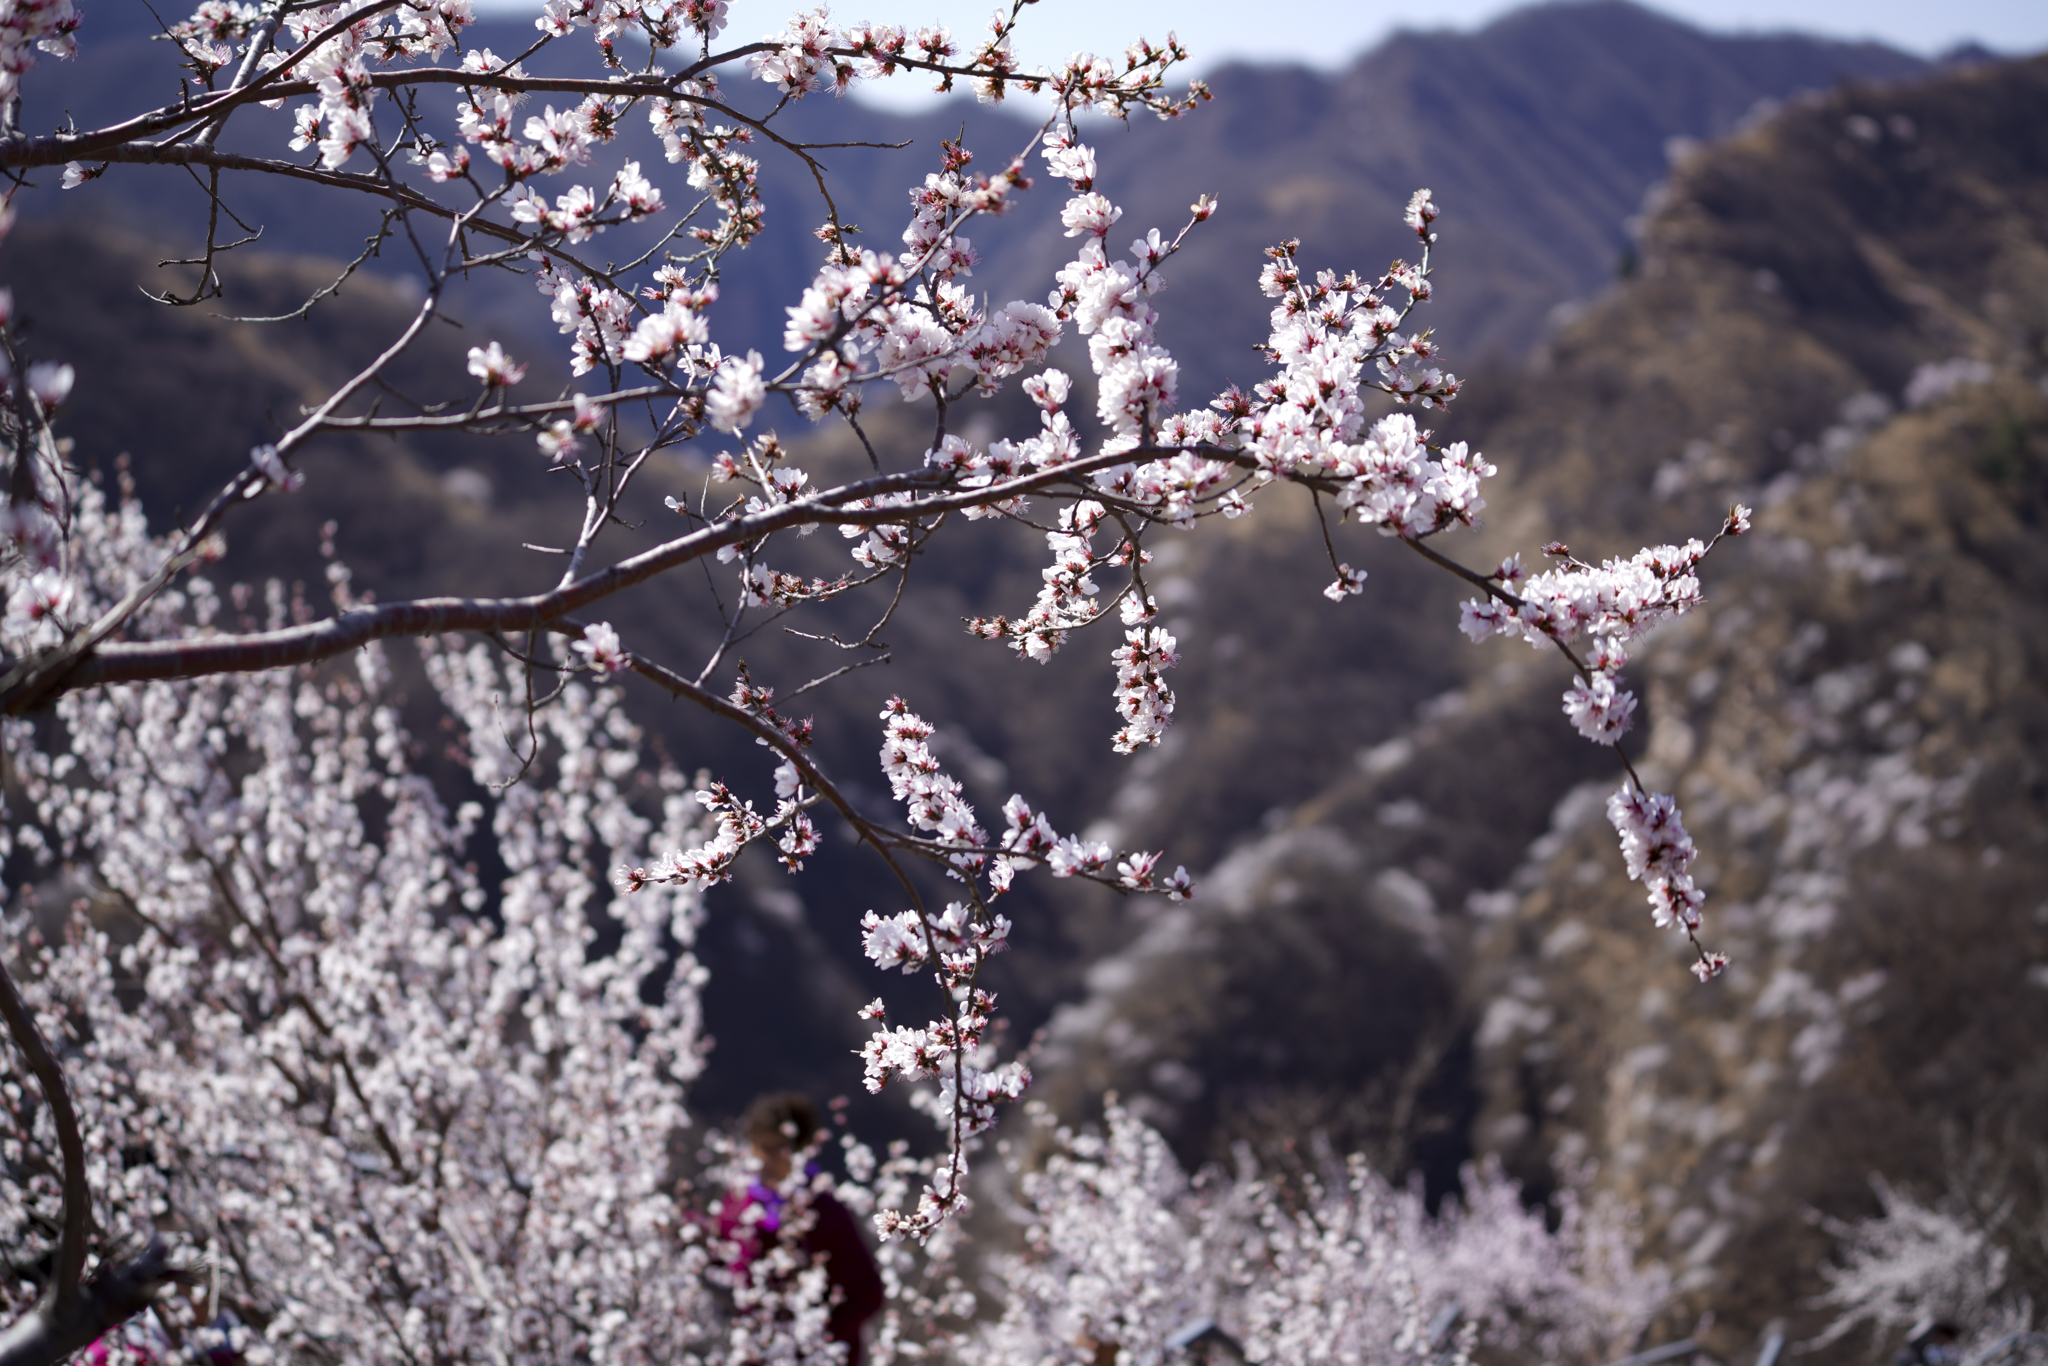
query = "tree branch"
(0, 1236, 189, 1366)
(0, 954, 188, 1366)
(0, 951, 87, 1319)
(0, 444, 1198, 709)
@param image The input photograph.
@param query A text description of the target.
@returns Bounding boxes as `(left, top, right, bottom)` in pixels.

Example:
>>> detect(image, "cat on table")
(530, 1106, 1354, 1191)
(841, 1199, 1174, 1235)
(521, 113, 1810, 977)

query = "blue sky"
(479, 0, 2048, 108)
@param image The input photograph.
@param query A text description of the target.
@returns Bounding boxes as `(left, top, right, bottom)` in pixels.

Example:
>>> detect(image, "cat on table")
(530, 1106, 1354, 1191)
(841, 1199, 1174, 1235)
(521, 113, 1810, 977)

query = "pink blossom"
(1606, 784, 1706, 933)
(1060, 192, 1122, 238)
(247, 442, 303, 493)
(573, 620, 631, 674)
(1324, 564, 1368, 600)
(1404, 186, 1439, 237)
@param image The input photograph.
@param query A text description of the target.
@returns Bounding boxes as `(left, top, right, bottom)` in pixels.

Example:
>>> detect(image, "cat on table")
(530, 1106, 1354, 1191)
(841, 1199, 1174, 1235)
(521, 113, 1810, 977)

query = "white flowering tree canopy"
(0, 2, 1751, 1362)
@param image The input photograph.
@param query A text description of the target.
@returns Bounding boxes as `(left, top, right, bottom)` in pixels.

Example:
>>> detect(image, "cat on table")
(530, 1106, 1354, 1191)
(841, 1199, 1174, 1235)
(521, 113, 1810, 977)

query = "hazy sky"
(478, 0, 2048, 108)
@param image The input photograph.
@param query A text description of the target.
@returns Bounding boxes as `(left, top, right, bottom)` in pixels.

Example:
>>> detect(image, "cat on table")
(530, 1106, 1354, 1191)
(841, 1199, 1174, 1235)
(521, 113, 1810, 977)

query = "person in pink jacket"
(717, 1093, 885, 1366)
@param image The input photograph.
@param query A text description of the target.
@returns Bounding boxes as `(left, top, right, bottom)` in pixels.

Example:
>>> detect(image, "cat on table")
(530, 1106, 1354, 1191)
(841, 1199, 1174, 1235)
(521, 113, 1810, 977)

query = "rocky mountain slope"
(1032, 50, 2048, 1359)
(1467, 55, 2048, 1353)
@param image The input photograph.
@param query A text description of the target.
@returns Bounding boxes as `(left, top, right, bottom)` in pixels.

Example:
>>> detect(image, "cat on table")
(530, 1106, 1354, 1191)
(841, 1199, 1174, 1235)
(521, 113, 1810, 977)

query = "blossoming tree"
(0, 0, 1744, 1360)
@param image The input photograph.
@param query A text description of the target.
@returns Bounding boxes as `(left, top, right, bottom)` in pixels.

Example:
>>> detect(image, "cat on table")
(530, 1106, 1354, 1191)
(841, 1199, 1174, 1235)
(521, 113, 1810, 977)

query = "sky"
(479, 0, 2048, 108)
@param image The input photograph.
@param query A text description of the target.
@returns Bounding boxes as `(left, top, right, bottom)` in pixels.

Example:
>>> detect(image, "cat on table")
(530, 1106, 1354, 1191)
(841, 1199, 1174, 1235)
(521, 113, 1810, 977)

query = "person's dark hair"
(743, 1091, 820, 1153)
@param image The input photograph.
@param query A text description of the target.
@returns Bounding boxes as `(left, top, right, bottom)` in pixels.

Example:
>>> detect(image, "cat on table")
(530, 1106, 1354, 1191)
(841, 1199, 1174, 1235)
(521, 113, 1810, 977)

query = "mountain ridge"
(19, 2, 1937, 378)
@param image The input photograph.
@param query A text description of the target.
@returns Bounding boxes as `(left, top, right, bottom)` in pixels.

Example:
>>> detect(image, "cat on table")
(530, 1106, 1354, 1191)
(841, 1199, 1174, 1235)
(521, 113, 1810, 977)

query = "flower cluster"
(536, 254, 639, 378)
(536, 0, 728, 49)
(969, 498, 1115, 662)
(1244, 240, 1464, 470)
(928, 150, 1497, 762)
(848, 700, 1188, 1234)
(615, 667, 822, 893)
(1606, 784, 1724, 977)
(1459, 538, 1718, 661)
(1111, 619, 1180, 754)
(276, 4, 473, 172)
(1046, 35, 1207, 119)
(1044, 135, 1183, 444)
(1454, 510, 1750, 974)
(508, 157, 663, 242)
(645, 83, 765, 248)
(749, 6, 853, 95)
(879, 699, 985, 847)
(776, 151, 1048, 415)
(873, 698, 1187, 898)
(527, 392, 594, 462)
(166, 0, 265, 45)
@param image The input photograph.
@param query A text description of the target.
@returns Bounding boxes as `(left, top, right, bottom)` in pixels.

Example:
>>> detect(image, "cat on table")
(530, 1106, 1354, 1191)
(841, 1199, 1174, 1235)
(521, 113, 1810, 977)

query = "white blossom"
(465, 340, 527, 387)
(708, 349, 767, 432)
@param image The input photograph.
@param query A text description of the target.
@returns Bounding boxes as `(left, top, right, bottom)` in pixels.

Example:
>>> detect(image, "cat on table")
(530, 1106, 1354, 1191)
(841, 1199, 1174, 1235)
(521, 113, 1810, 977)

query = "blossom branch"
(0, 443, 1219, 708)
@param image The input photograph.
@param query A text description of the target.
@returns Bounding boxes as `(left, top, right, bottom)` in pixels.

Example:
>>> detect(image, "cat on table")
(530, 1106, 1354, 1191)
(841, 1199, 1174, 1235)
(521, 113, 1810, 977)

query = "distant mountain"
(1068, 0, 1932, 396)
(22, 2, 1930, 382)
